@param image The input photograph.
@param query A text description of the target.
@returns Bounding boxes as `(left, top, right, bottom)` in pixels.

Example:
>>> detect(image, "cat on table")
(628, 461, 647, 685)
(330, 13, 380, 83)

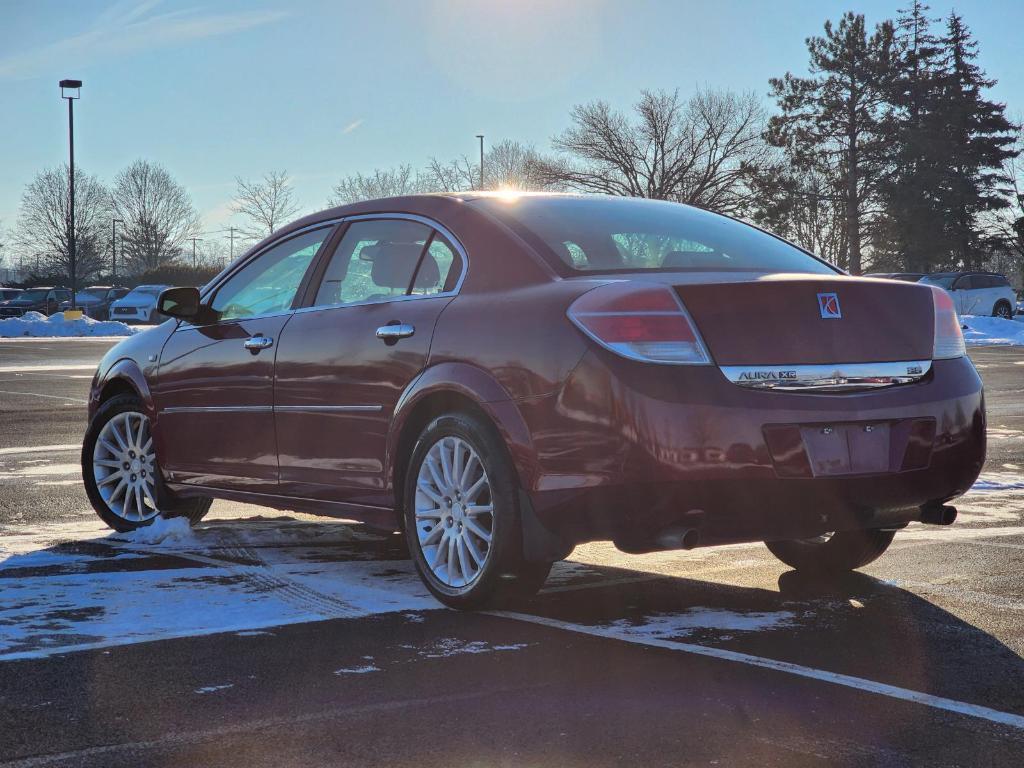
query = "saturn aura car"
(82, 193, 985, 608)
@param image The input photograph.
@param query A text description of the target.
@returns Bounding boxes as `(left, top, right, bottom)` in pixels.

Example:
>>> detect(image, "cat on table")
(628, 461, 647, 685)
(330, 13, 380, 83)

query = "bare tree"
(112, 160, 200, 274)
(536, 89, 770, 215)
(482, 139, 549, 190)
(14, 165, 111, 281)
(328, 165, 426, 205)
(424, 156, 478, 193)
(233, 170, 301, 239)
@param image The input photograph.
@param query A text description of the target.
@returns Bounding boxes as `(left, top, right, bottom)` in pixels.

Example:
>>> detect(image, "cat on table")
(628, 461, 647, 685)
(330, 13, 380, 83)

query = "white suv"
(920, 272, 1017, 319)
(108, 285, 169, 324)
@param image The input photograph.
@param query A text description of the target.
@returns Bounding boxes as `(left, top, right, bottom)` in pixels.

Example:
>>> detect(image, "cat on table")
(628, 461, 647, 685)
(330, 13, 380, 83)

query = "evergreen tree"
(936, 12, 1017, 269)
(768, 13, 895, 274)
(878, 1, 948, 272)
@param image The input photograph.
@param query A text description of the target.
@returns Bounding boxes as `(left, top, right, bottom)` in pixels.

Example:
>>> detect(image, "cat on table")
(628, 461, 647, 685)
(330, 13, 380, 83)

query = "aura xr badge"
(817, 292, 841, 319)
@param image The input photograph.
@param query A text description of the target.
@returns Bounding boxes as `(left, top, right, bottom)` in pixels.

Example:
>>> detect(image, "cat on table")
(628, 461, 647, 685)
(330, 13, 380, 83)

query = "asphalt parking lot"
(1, 339, 1023, 766)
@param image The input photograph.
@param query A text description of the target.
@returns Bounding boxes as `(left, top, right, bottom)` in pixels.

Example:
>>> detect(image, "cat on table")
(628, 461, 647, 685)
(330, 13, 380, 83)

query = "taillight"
(567, 282, 711, 365)
(930, 286, 965, 359)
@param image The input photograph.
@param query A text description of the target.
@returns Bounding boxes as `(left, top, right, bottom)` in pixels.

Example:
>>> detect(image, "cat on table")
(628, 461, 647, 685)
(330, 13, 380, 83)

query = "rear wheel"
(994, 300, 1013, 319)
(765, 528, 895, 574)
(403, 412, 551, 610)
(83, 394, 211, 532)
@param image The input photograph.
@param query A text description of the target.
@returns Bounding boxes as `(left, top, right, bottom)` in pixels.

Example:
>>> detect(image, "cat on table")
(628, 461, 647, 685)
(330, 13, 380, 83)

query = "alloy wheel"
(92, 411, 160, 523)
(414, 436, 494, 589)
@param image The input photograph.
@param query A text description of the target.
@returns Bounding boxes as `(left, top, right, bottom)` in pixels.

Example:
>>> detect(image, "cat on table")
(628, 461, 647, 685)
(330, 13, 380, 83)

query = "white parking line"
(0, 390, 87, 404)
(0, 444, 79, 456)
(491, 610, 1024, 731)
(0, 364, 96, 373)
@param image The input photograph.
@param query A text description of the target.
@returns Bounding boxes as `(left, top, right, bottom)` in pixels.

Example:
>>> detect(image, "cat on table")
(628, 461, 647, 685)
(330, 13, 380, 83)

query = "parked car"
(108, 285, 169, 323)
(919, 271, 1016, 318)
(58, 286, 130, 320)
(0, 287, 24, 302)
(0, 286, 71, 317)
(864, 272, 926, 282)
(83, 193, 985, 609)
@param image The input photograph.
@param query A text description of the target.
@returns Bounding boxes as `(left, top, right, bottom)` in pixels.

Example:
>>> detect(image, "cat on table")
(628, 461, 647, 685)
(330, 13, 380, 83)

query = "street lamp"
(475, 134, 485, 190)
(59, 79, 82, 310)
(111, 218, 124, 282)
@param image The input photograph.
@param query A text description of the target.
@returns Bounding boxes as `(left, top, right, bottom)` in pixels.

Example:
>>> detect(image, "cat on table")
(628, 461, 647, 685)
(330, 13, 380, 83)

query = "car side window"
(312, 219, 432, 308)
(954, 276, 973, 290)
(410, 233, 463, 296)
(209, 228, 329, 322)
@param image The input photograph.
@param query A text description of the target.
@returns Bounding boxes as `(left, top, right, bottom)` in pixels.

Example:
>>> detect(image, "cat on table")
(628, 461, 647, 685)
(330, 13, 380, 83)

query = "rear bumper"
(519, 351, 985, 549)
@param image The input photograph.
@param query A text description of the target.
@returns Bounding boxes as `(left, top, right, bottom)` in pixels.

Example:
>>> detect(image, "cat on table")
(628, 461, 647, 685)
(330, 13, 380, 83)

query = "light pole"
(111, 218, 124, 283)
(59, 79, 82, 310)
(476, 134, 485, 190)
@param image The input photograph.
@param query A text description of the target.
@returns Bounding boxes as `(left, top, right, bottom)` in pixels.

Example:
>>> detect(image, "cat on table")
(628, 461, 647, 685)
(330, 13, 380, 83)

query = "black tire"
(993, 300, 1013, 319)
(403, 411, 551, 610)
(83, 393, 211, 532)
(765, 528, 895, 574)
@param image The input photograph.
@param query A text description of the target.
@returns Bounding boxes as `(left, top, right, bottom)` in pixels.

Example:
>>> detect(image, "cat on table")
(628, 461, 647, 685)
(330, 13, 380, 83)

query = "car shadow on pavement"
(3, 517, 1024, 722)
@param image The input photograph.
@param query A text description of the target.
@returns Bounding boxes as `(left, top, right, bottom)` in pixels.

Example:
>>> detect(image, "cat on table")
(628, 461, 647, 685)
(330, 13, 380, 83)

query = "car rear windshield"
(473, 196, 837, 276)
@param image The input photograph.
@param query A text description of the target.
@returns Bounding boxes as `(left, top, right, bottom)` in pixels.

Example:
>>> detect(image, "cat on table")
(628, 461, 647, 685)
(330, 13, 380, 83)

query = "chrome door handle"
(376, 323, 415, 344)
(243, 335, 274, 353)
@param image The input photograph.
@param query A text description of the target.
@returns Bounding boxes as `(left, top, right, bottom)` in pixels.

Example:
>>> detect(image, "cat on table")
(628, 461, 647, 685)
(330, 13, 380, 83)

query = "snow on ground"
(961, 314, 1024, 346)
(0, 311, 137, 338)
(108, 515, 195, 545)
(601, 608, 798, 641)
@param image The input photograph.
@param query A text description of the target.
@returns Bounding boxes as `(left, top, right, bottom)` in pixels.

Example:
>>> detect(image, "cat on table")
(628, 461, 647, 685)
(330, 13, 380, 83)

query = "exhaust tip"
(920, 502, 957, 526)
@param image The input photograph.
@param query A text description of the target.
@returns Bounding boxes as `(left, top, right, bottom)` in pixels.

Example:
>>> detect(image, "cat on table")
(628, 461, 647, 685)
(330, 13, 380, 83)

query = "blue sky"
(1, 0, 1021, 243)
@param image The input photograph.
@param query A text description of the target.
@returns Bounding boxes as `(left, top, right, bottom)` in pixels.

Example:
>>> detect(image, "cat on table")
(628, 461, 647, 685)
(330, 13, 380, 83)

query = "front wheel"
(82, 393, 211, 532)
(765, 528, 895, 574)
(403, 412, 551, 610)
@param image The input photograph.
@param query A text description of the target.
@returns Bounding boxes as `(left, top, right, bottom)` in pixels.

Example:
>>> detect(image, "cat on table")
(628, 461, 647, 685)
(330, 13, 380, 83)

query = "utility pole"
(229, 227, 236, 261)
(189, 237, 202, 268)
(476, 134, 485, 190)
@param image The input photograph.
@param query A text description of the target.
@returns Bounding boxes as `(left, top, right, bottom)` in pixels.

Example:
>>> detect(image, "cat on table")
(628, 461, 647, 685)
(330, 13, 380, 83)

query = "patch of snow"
(194, 684, 233, 694)
(333, 664, 381, 675)
(970, 473, 1024, 493)
(961, 315, 1024, 347)
(601, 608, 797, 640)
(109, 515, 195, 546)
(418, 638, 532, 659)
(235, 630, 275, 637)
(0, 311, 137, 338)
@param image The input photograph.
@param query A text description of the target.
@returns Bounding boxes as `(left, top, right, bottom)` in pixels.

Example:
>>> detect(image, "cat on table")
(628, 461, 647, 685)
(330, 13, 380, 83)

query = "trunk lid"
(674, 274, 935, 366)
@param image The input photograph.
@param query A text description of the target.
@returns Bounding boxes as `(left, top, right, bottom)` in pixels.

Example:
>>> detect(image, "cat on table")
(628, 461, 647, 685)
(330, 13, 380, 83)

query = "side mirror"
(157, 286, 203, 320)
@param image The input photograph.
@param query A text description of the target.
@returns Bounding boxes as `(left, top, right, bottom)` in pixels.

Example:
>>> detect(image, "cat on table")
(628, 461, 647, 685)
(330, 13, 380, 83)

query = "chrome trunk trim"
(720, 360, 932, 392)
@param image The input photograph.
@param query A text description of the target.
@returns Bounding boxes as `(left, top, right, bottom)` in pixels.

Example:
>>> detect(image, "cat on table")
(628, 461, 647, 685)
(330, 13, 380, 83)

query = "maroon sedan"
(82, 193, 985, 608)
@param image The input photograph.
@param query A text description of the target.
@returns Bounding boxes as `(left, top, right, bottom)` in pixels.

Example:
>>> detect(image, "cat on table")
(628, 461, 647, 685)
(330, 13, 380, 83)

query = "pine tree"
(768, 13, 895, 274)
(878, 1, 948, 272)
(936, 12, 1017, 269)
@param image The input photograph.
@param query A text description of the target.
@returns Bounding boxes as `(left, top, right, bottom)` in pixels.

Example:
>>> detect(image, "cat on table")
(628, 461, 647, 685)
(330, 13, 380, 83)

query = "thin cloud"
(342, 119, 365, 135)
(0, 1, 288, 80)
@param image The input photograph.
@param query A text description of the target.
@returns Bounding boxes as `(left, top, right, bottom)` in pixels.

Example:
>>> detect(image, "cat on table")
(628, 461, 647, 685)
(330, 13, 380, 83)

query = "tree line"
(2, 3, 1019, 286)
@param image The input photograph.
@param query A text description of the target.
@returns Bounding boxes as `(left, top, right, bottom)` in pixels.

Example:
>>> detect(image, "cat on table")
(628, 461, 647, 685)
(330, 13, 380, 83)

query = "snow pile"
(960, 314, 1024, 347)
(0, 310, 137, 338)
(110, 515, 196, 546)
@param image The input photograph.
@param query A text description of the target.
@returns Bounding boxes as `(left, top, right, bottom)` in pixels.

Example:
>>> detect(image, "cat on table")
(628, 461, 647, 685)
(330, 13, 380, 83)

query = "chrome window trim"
(720, 360, 932, 392)
(180, 212, 469, 329)
(304, 212, 469, 311)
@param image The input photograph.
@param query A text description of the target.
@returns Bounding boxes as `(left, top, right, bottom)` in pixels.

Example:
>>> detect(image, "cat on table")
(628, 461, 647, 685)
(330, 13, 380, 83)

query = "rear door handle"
(376, 323, 415, 344)
(243, 335, 274, 353)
